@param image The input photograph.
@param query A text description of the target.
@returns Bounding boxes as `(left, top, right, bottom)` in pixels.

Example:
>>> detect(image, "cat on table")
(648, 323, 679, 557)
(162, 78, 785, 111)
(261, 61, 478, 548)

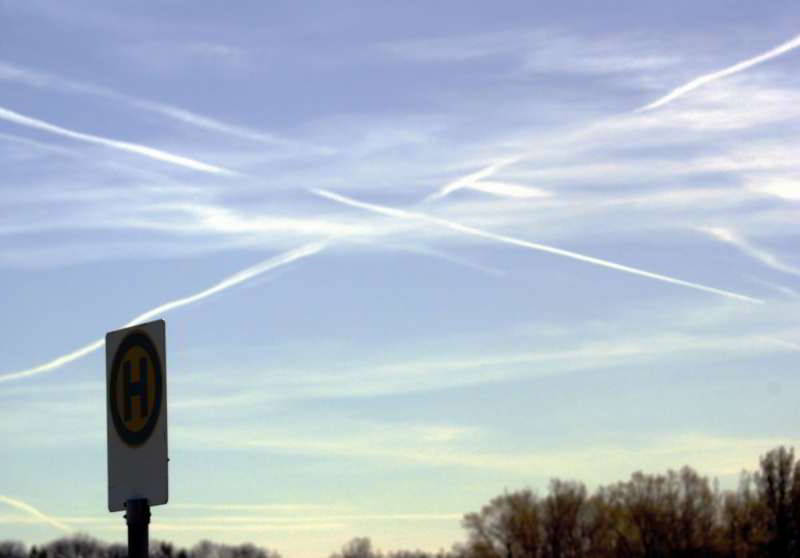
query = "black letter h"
(123, 358, 148, 421)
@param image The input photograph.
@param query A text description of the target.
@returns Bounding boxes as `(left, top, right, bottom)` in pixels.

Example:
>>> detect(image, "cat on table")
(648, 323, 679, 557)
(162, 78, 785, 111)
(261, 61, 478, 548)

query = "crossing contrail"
(0, 495, 71, 533)
(0, 106, 237, 175)
(0, 242, 326, 384)
(428, 32, 800, 201)
(637, 33, 800, 111)
(425, 157, 521, 202)
(312, 188, 763, 304)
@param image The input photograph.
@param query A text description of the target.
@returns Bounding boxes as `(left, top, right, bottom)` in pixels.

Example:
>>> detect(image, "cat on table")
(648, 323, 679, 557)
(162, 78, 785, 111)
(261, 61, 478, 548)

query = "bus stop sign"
(106, 319, 168, 512)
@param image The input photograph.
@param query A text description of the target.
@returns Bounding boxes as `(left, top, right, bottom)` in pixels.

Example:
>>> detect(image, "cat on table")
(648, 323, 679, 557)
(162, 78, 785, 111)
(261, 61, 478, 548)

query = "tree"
(577, 490, 620, 558)
(462, 490, 542, 558)
(757, 446, 795, 558)
(39, 535, 106, 558)
(541, 480, 585, 558)
(331, 538, 380, 558)
(722, 473, 767, 558)
(0, 542, 26, 558)
(191, 541, 280, 558)
(673, 467, 719, 556)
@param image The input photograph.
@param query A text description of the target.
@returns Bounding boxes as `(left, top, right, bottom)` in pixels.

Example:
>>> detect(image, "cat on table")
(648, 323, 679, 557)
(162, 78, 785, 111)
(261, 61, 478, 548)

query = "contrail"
(425, 157, 520, 202)
(126, 242, 326, 323)
(699, 226, 800, 277)
(0, 495, 71, 533)
(748, 277, 799, 299)
(0, 242, 326, 384)
(428, 32, 800, 201)
(312, 188, 763, 304)
(0, 106, 236, 175)
(0, 61, 331, 152)
(637, 33, 800, 111)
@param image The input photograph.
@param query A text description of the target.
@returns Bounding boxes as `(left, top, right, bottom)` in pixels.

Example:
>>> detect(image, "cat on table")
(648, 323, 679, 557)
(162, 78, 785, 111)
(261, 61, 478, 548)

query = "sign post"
(106, 319, 168, 558)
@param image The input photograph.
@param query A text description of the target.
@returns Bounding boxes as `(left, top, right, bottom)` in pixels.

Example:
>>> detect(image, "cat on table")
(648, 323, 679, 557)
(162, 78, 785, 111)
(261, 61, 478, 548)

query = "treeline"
(2, 446, 799, 558)
(452, 446, 798, 558)
(0, 540, 278, 558)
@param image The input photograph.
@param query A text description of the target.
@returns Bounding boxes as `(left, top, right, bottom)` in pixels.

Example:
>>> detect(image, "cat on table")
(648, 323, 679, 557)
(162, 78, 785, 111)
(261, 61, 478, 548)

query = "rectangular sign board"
(106, 319, 168, 512)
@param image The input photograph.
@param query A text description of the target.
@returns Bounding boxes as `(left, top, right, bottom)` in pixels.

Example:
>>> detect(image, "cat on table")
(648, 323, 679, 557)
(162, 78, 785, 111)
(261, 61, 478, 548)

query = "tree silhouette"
(3, 446, 799, 558)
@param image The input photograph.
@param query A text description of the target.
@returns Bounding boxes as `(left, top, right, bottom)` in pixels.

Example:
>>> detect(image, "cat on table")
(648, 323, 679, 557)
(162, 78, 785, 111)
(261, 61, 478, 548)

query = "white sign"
(106, 319, 168, 512)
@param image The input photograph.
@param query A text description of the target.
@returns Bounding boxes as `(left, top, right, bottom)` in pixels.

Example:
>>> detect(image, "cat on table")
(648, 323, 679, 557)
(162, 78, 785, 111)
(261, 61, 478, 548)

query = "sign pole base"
(125, 499, 150, 558)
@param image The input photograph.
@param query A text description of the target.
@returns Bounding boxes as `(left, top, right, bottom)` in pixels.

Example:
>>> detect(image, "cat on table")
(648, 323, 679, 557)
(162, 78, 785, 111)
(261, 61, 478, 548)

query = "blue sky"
(1, 1, 800, 556)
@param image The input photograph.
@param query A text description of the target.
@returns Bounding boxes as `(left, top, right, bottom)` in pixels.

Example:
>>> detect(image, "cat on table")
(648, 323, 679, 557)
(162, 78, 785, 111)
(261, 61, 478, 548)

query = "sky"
(1, 1, 800, 556)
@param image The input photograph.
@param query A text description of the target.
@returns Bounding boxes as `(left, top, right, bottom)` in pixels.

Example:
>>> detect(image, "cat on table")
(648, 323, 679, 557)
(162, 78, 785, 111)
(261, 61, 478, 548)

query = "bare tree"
(672, 467, 719, 556)
(39, 535, 107, 558)
(331, 538, 380, 558)
(722, 472, 767, 558)
(758, 447, 795, 557)
(0, 542, 26, 558)
(541, 480, 585, 558)
(191, 541, 280, 558)
(462, 490, 542, 558)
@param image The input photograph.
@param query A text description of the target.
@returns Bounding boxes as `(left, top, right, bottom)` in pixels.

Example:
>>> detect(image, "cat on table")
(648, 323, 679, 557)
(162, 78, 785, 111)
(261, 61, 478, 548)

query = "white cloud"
(143, 203, 370, 237)
(466, 180, 551, 199)
(748, 175, 800, 201)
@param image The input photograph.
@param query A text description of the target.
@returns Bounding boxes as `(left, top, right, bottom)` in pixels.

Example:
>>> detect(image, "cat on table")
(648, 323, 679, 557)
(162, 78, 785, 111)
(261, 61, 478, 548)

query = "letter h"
(123, 358, 149, 421)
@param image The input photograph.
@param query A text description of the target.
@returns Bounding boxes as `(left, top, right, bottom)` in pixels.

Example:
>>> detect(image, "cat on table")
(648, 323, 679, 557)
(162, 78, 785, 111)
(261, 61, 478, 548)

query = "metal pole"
(125, 499, 150, 558)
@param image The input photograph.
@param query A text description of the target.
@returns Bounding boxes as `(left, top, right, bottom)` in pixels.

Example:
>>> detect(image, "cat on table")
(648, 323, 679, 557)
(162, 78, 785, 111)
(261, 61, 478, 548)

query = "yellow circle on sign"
(114, 345, 158, 434)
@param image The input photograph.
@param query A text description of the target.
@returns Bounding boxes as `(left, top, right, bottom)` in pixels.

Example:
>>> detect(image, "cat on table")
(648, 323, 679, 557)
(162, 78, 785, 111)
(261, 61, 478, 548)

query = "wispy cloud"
(0, 495, 71, 533)
(382, 28, 678, 74)
(762, 337, 800, 352)
(0, 105, 236, 175)
(199, 424, 798, 480)
(0, 242, 325, 383)
(6, 323, 790, 411)
(0, 506, 457, 529)
(312, 188, 763, 304)
(150, 522, 345, 533)
(637, 33, 800, 111)
(0, 130, 78, 157)
(350, 240, 506, 277)
(0, 510, 459, 534)
(171, 503, 349, 512)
